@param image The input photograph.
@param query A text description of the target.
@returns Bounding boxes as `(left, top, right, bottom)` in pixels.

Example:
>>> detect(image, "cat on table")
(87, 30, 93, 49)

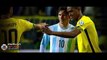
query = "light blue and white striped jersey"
(40, 23, 76, 52)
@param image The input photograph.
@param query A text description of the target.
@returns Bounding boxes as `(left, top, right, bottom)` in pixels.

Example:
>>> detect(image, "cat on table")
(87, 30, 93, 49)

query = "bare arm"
(34, 23, 48, 30)
(51, 28, 81, 38)
(42, 26, 81, 38)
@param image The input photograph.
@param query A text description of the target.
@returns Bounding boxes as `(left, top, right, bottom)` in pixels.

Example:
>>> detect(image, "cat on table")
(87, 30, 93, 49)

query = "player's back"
(0, 18, 33, 52)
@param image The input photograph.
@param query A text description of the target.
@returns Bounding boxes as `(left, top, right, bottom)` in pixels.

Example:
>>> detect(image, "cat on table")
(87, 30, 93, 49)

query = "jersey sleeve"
(77, 18, 92, 31)
(39, 33, 50, 52)
(19, 19, 34, 31)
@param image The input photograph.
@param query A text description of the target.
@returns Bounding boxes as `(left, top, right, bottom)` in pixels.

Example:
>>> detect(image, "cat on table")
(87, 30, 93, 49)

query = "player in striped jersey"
(0, 7, 47, 53)
(42, 7, 102, 53)
(40, 7, 76, 52)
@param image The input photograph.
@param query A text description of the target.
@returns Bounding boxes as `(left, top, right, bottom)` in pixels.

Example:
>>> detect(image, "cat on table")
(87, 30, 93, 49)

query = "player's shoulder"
(69, 24, 75, 27)
(17, 18, 30, 23)
(82, 15, 92, 21)
(69, 24, 75, 30)
(6, 18, 19, 22)
(79, 15, 93, 23)
(48, 23, 58, 31)
(9, 17, 16, 20)
(10, 18, 27, 22)
(49, 23, 58, 28)
(18, 18, 27, 21)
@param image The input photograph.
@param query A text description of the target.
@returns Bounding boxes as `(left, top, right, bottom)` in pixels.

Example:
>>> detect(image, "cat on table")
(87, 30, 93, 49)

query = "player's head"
(67, 6, 84, 20)
(58, 7, 70, 23)
(0, 7, 13, 18)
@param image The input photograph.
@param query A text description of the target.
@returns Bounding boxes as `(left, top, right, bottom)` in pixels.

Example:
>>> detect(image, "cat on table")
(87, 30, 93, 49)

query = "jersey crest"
(79, 20, 84, 26)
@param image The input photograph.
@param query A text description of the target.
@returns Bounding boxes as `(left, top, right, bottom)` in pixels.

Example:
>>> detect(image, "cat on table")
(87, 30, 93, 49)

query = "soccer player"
(40, 7, 76, 52)
(0, 7, 47, 53)
(42, 7, 102, 53)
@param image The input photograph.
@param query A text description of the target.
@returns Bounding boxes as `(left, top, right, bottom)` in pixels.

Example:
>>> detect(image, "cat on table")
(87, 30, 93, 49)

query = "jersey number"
(59, 40, 65, 48)
(1, 29, 17, 44)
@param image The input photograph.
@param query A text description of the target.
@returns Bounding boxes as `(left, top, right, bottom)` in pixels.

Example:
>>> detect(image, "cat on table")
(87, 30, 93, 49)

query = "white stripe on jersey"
(49, 23, 74, 52)
(40, 23, 75, 52)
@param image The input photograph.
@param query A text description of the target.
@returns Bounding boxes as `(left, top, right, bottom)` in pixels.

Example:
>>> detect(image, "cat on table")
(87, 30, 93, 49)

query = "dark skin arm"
(42, 26, 81, 38)
(34, 23, 48, 30)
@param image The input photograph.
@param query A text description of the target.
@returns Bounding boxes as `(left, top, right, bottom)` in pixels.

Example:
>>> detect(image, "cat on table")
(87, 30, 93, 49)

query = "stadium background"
(12, 7, 107, 52)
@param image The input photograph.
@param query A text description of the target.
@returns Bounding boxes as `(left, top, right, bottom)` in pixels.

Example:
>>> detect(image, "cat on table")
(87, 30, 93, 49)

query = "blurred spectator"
(51, 7, 59, 16)
(37, 7, 46, 16)
(14, 7, 38, 16)
(84, 7, 94, 16)
(13, 7, 20, 16)
(45, 6, 53, 16)
(13, 7, 59, 16)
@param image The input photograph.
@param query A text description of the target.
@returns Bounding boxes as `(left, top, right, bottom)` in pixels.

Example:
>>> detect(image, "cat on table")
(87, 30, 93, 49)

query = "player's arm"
(34, 23, 48, 30)
(52, 27, 81, 38)
(40, 33, 50, 52)
(42, 26, 81, 38)
(19, 19, 48, 31)
(42, 18, 92, 38)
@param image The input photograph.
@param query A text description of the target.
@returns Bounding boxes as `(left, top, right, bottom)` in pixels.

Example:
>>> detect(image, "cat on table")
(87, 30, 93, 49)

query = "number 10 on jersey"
(59, 40, 65, 48)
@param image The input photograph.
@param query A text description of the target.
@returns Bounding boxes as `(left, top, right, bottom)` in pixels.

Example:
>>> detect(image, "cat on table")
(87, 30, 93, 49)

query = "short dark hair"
(0, 7, 12, 15)
(73, 7, 85, 13)
(58, 7, 68, 15)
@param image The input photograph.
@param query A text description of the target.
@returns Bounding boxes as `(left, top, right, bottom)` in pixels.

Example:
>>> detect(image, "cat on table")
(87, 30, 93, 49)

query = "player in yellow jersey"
(0, 7, 47, 53)
(42, 7, 102, 53)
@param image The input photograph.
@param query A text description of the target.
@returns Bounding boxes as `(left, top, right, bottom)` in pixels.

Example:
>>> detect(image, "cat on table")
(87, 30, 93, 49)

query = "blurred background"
(12, 7, 107, 52)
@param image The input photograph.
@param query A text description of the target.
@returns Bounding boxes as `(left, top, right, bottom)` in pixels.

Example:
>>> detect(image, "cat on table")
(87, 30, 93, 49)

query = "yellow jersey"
(0, 18, 33, 53)
(76, 15, 101, 53)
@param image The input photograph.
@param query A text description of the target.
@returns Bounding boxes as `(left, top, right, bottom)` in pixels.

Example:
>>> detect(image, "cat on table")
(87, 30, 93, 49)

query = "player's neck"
(78, 12, 83, 20)
(59, 22, 69, 28)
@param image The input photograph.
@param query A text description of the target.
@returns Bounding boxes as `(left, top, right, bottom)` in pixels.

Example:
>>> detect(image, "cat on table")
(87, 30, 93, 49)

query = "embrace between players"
(0, 7, 102, 53)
